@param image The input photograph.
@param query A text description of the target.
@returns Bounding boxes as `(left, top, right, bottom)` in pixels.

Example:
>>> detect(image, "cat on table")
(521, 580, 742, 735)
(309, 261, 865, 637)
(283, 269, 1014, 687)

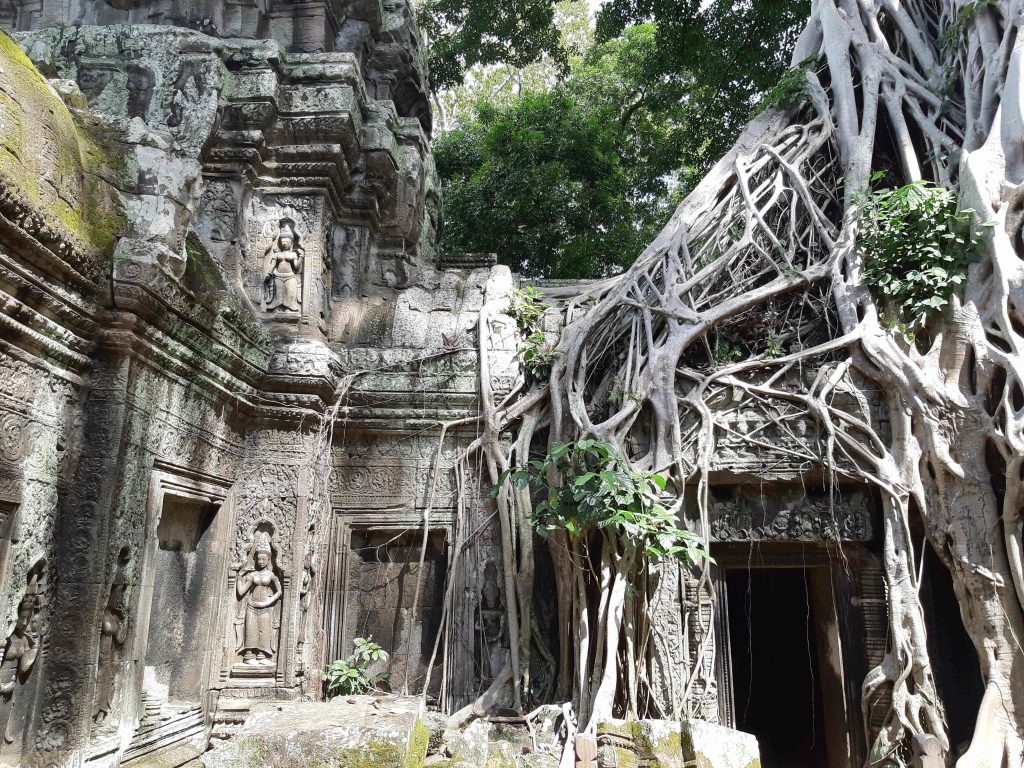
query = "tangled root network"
(396, 1, 1024, 766)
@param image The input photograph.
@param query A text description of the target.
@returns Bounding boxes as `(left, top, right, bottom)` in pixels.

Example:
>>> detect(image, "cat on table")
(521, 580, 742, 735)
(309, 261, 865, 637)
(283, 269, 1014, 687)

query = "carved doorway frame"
(132, 461, 233, 721)
(713, 543, 868, 768)
(322, 507, 454, 696)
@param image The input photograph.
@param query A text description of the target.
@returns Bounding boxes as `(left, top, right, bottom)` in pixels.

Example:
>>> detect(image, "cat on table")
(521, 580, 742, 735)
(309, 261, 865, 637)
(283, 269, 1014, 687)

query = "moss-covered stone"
(234, 735, 406, 768)
(405, 717, 431, 768)
(0, 30, 126, 274)
(183, 233, 228, 292)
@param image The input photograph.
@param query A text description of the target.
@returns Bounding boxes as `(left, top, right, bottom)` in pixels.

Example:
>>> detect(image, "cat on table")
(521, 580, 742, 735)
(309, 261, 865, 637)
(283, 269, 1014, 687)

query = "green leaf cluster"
(858, 178, 987, 340)
(322, 637, 390, 698)
(435, 23, 687, 278)
(508, 288, 558, 382)
(418, 0, 567, 90)
(496, 439, 711, 564)
(508, 286, 549, 334)
(434, 1, 808, 279)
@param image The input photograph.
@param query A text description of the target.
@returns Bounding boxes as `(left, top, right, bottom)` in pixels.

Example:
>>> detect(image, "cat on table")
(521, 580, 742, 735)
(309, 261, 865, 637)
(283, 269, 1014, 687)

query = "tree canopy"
(434, 23, 686, 278)
(431, 0, 810, 278)
(417, 0, 567, 91)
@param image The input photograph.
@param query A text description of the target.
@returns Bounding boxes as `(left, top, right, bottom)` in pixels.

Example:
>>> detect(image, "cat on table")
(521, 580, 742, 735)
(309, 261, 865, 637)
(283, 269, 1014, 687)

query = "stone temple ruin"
(0, 3, 981, 767)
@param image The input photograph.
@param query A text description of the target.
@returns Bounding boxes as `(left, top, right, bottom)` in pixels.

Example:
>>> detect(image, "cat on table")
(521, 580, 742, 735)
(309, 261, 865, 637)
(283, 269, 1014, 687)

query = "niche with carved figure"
(0, 559, 46, 759)
(231, 523, 284, 678)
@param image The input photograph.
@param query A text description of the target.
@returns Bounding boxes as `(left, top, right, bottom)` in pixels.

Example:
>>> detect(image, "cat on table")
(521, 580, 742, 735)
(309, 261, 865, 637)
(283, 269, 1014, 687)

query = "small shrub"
(509, 287, 558, 382)
(518, 330, 558, 381)
(507, 286, 549, 335)
(496, 439, 711, 565)
(858, 177, 989, 341)
(323, 637, 389, 697)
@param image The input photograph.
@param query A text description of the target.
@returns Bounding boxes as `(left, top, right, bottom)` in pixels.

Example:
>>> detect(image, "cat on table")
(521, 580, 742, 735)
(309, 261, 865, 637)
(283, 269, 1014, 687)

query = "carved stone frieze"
(233, 464, 300, 570)
(708, 487, 873, 542)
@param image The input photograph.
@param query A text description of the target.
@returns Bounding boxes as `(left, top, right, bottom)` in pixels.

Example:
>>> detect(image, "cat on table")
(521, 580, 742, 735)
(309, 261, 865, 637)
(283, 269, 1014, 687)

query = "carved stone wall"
(0, 4, 517, 763)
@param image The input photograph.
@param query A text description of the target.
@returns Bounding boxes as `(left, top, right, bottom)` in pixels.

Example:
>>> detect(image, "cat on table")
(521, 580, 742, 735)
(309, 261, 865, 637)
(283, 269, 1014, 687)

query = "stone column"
(30, 318, 137, 762)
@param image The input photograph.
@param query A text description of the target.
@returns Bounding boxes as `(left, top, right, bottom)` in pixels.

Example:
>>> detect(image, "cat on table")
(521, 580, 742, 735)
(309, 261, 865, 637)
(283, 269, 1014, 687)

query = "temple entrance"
(725, 568, 828, 768)
(716, 546, 862, 768)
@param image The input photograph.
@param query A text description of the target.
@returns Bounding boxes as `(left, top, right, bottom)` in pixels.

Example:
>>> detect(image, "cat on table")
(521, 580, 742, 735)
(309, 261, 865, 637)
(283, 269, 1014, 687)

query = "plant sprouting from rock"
(858, 177, 986, 339)
(508, 286, 558, 381)
(322, 637, 389, 698)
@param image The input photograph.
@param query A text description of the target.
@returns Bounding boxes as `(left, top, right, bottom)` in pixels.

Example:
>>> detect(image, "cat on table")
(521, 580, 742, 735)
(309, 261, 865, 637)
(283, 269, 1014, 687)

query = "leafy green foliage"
(435, 24, 686, 278)
(323, 637, 389, 697)
(418, 0, 566, 90)
(508, 288, 557, 381)
(508, 286, 550, 334)
(711, 335, 744, 364)
(496, 439, 711, 564)
(858, 178, 988, 340)
(596, 0, 810, 185)
(435, 0, 592, 127)
(518, 330, 559, 381)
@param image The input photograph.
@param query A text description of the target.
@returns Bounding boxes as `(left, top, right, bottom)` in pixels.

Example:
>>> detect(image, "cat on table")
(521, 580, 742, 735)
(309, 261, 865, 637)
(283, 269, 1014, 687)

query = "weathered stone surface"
(201, 696, 427, 768)
(595, 720, 760, 768)
(443, 719, 491, 767)
(684, 720, 760, 768)
(0, 4, 517, 764)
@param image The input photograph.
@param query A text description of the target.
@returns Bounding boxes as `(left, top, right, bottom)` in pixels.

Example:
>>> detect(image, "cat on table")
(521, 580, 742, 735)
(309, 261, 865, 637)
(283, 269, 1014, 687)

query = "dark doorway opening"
(920, 541, 984, 757)
(726, 568, 828, 768)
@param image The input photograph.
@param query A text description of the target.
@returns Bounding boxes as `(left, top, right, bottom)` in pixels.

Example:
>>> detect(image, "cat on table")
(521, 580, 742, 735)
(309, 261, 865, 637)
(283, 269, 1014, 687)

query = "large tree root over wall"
(432, 0, 1024, 765)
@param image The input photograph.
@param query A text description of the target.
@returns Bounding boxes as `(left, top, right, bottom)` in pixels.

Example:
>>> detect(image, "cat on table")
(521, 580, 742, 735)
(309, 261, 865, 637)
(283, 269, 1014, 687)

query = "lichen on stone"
(0, 30, 125, 276)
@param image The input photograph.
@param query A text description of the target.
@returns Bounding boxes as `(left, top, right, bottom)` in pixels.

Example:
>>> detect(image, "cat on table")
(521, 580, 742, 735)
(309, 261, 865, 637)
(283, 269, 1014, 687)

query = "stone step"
(122, 742, 205, 768)
(122, 706, 206, 765)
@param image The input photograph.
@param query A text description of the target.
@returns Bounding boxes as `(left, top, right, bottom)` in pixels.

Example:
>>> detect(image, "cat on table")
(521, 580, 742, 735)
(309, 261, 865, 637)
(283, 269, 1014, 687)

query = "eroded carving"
(235, 530, 282, 667)
(1, 562, 44, 745)
(477, 561, 507, 687)
(262, 220, 304, 313)
(93, 547, 130, 727)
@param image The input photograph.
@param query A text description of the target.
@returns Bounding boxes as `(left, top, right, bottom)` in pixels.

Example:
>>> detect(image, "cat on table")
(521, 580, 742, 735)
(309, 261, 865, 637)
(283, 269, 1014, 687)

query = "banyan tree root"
(450, 0, 1024, 764)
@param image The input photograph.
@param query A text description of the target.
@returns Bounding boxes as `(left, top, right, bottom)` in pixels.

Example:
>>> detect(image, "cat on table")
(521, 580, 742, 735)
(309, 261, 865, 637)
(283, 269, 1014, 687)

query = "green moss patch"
(0, 30, 125, 274)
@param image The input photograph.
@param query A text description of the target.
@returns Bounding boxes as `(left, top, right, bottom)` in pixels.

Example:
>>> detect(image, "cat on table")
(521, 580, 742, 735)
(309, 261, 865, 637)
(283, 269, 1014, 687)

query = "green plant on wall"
(508, 285, 549, 334)
(496, 439, 711, 564)
(508, 286, 559, 382)
(322, 637, 390, 698)
(858, 177, 989, 341)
